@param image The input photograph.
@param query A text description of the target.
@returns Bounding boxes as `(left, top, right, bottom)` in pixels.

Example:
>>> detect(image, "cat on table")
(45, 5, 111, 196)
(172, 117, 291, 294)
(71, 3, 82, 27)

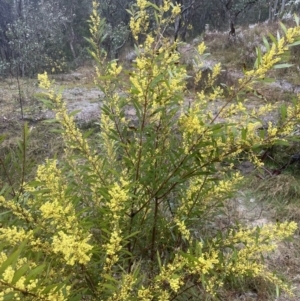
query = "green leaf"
(83, 128, 95, 138)
(277, 30, 281, 41)
(256, 77, 275, 83)
(102, 283, 117, 291)
(0, 135, 6, 144)
(268, 33, 277, 45)
(241, 128, 247, 140)
(0, 241, 27, 275)
(69, 110, 81, 117)
(154, 11, 159, 25)
(147, 2, 160, 10)
(11, 263, 30, 285)
(42, 283, 61, 294)
(0, 210, 10, 217)
(25, 264, 46, 283)
(280, 22, 287, 34)
(42, 118, 58, 124)
(295, 14, 299, 26)
(157, 251, 162, 270)
(258, 128, 266, 139)
(254, 47, 261, 68)
(125, 9, 133, 16)
(288, 40, 300, 47)
(97, 75, 115, 80)
(262, 36, 270, 51)
(273, 63, 294, 69)
(39, 98, 53, 108)
(100, 33, 108, 43)
(280, 104, 287, 121)
(276, 284, 280, 298)
(102, 273, 118, 283)
(123, 231, 140, 240)
(3, 292, 15, 301)
(274, 139, 290, 146)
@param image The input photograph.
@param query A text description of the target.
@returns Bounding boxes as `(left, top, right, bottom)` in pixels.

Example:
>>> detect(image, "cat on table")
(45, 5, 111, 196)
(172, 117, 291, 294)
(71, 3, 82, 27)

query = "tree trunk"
(279, 0, 286, 15)
(69, 25, 77, 59)
(273, 0, 279, 20)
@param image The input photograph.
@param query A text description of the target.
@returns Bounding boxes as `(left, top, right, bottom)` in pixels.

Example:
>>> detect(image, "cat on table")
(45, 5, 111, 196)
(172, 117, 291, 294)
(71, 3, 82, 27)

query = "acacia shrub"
(0, 1, 300, 300)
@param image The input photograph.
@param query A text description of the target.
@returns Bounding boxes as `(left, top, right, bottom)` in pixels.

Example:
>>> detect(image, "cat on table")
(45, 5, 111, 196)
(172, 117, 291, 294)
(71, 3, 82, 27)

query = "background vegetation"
(1, 0, 300, 76)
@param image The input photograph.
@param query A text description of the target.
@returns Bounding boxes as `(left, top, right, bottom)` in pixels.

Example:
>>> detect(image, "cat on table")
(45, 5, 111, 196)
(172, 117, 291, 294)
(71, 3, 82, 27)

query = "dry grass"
(203, 21, 281, 68)
(235, 173, 300, 300)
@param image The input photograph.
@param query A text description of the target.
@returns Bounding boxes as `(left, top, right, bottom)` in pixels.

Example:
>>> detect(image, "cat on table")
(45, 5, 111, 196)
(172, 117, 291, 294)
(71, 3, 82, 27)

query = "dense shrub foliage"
(1, 1, 300, 300)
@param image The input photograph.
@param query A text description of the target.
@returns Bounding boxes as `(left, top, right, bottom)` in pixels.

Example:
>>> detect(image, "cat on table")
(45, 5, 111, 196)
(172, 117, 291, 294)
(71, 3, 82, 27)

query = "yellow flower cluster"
(223, 221, 297, 295)
(89, 1, 101, 37)
(38, 72, 52, 89)
(162, 0, 171, 12)
(108, 61, 122, 76)
(130, 45, 186, 111)
(137, 286, 153, 301)
(35, 158, 65, 194)
(40, 200, 76, 227)
(52, 231, 93, 266)
(214, 172, 243, 194)
(101, 178, 130, 273)
(39, 72, 106, 188)
(0, 196, 33, 223)
(137, 0, 148, 10)
(108, 178, 129, 217)
(29, 159, 78, 230)
(144, 34, 155, 50)
(99, 113, 117, 166)
(155, 254, 185, 293)
(207, 63, 222, 86)
(174, 217, 191, 241)
(267, 121, 278, 137)
(0, 226, 33, 246)
(38, 72, 91, 153)
(197, 41, 207, 55)
(0, 254, 69, 301)
(171, 4, 181, 16)
(240, 24, 300, 86)
(178, 178, 202, 215)
(192, 249, 219, 275)
(179, 110, 204, 135)
(107, 274, 136, 301)
(286, 26, 300, 42)
(104, 228, 122, 263)
(130, 6, 149, 40)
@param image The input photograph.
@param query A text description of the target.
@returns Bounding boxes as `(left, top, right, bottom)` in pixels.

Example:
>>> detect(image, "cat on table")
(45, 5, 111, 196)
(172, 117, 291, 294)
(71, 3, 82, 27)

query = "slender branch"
(16, 67, 24, 120)
(0, 158, 16, 197)
(170, 282, 198, 301)
(150, 196, 159, 265)
(187, 174, 209, 216)
(19, 122, 27, 194)
(0, 279, 41, 299)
